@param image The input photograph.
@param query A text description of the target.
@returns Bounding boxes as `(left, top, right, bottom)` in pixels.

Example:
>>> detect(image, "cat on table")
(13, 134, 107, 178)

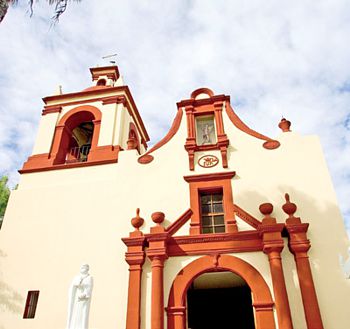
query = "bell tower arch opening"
(187, 271, 255, 329)
(50, 105, 102, 165)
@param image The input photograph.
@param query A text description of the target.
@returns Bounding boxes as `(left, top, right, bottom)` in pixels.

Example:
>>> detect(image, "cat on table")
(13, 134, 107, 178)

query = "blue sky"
(1, 0, 350, 236)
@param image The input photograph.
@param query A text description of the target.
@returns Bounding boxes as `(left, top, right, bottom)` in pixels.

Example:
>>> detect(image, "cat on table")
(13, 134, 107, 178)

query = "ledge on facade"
(19, 146, 121, 174)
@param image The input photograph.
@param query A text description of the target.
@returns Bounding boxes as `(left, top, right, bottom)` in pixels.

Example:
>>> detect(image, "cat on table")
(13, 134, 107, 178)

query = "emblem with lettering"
(198, 155, 219, 168)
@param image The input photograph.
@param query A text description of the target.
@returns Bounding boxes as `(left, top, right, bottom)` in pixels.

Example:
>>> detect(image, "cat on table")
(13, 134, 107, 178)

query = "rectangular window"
(195, 115, 217, 146)
(200, 191, 225, 234)
(23, 291, 39, 319)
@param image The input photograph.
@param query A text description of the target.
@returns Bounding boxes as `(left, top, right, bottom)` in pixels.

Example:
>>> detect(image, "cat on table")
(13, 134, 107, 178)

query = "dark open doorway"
(187, 271, 255, 329)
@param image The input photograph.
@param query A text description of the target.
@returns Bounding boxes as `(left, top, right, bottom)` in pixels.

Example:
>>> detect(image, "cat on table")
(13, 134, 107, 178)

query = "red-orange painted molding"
(183, 171, 237, 235)
(233, 204, 262, 229)
(90, 65, 120, 81)
(42, 105, 62, 115)
(182, 91, 230, 170)
(21, 103, 127, 173)
(165, 209, 193, 237)
(183, 171, 236, 182)
(225, 102, 280, 149)
(20, 146, 122, 174)
(167, 231, 263, 256)
(190, 87, 214, 99)
(282, 194, 324, 329)
(42, 85, 150, 143)
(138, 108, 183, 164)
(166, 255, 276, 329)
(177, 92, 230, 108)
(258, 207, 294, 329)
(122, 230, 146, 329)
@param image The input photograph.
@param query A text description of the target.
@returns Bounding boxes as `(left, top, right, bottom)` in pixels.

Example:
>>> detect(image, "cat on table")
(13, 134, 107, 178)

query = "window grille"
(200, 192, 225, 233)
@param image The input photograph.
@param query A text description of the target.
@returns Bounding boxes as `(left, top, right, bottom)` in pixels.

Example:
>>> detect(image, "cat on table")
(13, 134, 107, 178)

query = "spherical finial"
(259, 203, 273, 216)
(131, 208, 144, 230)
(278, 118, 291, 132)
(282, 193, 297, 216)
(151, 211, 165, 225)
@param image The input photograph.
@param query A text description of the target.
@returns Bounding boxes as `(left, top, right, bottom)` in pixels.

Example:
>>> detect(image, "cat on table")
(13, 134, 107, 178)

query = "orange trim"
(190, 87, 214, 99)
(21, 105, 124, 173)
(102, 96, 119, 105)
(183, 93, 230, 170)
(259, 213, 294, 329)
(183, 171, 235, 182)
(122, 233, 146, 329)
(165, 209, 193, 236)
(177, 94, 230, 108)
(166, 255, 276, 329)
(20, 146, 121, 173)
(233, 204, 262, 229)
(89, 66, 120, 81)
(138, 109, 183, 164)
(127, 122, 140, 154)
(146, 221, 168, 329)
(43, 85, 150, 143)
(50, 106, 101, 165)
(42, 105, 62, 115)
(183, 171, 237, 234)
(167, 231, 262, 256)
(286, 221, 324, 329)
(225, 102, 280, 149)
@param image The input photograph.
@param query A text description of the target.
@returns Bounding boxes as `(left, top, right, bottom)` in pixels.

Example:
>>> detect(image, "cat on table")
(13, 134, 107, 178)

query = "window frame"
(184, 171, 237, 235)
(23, 290, 40, 319)
(200, 189, 225, 234)
(195, 114, 218, 147)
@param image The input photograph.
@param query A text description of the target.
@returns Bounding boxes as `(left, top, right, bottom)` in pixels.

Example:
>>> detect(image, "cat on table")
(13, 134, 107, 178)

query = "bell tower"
(21, 66, 149, 173)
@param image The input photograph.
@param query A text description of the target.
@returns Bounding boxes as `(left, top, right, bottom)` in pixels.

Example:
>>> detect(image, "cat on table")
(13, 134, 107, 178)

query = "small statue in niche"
(201, 123, 215, 145)
(339, 248, 350, 279)
(67, 264, 93, 329)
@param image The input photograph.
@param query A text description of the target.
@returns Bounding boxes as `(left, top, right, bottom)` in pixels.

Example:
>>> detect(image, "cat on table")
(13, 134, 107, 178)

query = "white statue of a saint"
(67, 264, 93, 329)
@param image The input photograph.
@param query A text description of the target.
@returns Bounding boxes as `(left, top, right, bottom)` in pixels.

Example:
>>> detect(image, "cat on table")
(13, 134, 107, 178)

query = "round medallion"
(198, 155, 219, 168)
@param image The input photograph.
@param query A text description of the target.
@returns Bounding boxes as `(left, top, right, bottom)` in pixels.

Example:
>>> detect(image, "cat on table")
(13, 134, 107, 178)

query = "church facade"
(0, 65, 349, 329)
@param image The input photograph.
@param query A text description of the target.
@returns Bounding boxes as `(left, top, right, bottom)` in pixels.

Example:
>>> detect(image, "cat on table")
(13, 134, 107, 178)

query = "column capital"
(213, 101, 224, 110)
(146, 250, 168, 263)
(184, 105, 194, 113)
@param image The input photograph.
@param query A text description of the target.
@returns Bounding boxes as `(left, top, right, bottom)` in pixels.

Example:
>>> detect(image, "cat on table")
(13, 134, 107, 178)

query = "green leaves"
(0, 176, 10, 218)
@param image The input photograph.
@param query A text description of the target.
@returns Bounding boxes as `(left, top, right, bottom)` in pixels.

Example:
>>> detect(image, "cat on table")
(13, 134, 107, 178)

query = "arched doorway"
(187, 271, 255, 329)
(166, 255, 275, 329)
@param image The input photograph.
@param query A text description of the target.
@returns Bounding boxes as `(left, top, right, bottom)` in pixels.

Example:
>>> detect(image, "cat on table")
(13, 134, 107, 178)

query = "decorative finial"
(282, 193, 297, 217)
(131, 208, 144, 230)
(259, 203, 276, 224)
(278, 118, 291, 132)
(151, 211, 165, 226)
(259, 203, 273, 216)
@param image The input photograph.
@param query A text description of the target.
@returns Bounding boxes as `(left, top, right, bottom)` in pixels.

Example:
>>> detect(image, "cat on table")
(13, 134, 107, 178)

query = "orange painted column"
(49, 124, 71, 164)
(166, 306, 186, 329)
(122, 209, 146, 329)
(259, 203, 293, 329)
(253, 302, 276, 329)
(283, 194, 324, 329)
(148, 255, 167, 329)
(214, 101, 229, 168)
(125, 257, 145, 329)
(146, 212, 168, 329)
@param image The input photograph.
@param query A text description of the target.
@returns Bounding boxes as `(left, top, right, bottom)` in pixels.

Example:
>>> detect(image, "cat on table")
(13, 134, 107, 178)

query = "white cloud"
(0, 0, 350, 236)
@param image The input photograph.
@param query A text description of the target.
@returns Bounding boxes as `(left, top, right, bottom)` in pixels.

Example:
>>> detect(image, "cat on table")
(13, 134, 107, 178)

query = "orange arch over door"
(166, 255, 276, 329)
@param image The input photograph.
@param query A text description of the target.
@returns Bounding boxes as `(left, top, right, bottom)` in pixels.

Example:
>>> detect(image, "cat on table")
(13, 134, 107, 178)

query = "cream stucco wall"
(0, 97, 350, 329)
